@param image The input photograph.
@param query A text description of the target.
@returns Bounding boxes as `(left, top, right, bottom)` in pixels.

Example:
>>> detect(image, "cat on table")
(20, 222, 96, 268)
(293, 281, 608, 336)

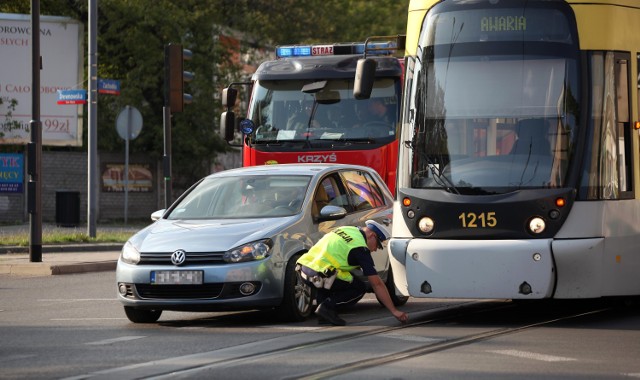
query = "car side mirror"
(318, 205, 347, 221)
(151, 209, 165, 221)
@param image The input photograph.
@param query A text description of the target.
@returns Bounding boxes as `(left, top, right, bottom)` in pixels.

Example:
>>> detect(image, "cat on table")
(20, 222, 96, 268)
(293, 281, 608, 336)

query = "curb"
(0, 243, 124, 255)
(0, 261, 117, 276)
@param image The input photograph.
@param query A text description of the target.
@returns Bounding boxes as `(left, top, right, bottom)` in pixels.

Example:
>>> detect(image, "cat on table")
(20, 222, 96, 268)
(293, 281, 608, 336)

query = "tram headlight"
(528, 217, 546, 234)
(418, 217, 434, 234)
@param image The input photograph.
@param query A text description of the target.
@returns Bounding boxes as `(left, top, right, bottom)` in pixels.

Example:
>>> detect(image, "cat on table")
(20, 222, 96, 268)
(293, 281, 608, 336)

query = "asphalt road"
(1, 271, 640, 380)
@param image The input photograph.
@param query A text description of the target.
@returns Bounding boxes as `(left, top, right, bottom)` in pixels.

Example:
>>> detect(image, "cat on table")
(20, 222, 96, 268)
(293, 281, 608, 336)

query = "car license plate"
(150, 270, 203, 285)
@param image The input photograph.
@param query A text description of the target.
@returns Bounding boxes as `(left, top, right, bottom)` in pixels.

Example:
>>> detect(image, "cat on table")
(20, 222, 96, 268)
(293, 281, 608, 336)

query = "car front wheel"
(276, 254, 316, 322)
(124, 306, 162, 323)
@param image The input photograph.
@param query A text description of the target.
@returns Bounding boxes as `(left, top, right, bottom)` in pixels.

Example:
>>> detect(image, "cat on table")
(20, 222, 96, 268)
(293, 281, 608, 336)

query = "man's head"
(365, 220, 390, 251)
(368, 98, 388, 117)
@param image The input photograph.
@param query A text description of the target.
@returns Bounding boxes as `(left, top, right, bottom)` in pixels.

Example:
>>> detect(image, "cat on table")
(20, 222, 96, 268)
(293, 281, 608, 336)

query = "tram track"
(293, 305, 611, 379)
(72, 299, 614, 380)
(142, 300, 612, 380)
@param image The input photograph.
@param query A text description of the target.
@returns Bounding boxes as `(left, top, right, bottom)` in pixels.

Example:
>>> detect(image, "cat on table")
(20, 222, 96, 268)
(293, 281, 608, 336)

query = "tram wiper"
(516, 150, 541, 188)
(420, 152, 459, 194)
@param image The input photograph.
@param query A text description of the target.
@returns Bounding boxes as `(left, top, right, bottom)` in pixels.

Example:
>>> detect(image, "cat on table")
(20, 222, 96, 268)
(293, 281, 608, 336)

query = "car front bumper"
(115, 257, 285, 311)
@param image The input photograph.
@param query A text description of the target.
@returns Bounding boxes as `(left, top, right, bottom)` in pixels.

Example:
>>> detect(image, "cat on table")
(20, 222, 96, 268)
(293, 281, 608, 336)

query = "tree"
(0, 0, 409, 195)
(0, 98, 21, 143)
(234, 0, 408, 45)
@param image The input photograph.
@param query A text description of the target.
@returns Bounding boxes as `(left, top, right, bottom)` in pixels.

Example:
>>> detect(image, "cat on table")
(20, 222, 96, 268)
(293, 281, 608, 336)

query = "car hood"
(129, 217, 296, 253)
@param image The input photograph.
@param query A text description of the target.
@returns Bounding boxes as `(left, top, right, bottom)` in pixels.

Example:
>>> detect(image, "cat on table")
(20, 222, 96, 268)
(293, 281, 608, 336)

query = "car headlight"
(121, 241, 141, 264)
(223, 239, 272, 263)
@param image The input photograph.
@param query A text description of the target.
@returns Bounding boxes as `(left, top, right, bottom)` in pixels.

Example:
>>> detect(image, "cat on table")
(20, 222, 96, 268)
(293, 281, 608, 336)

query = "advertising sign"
(0, 153, 24, 193)
(0, 13, 83, 146)
(101, 163, 153, 192)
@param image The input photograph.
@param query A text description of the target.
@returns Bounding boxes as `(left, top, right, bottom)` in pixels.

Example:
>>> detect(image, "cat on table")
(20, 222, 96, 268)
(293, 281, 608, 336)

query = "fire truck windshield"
(247, 78, 398, 147)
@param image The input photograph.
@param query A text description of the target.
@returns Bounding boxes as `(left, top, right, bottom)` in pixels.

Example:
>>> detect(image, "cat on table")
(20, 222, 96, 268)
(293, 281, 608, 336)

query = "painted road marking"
(490, 349, 576, 362)
(86, 336, 146, 345)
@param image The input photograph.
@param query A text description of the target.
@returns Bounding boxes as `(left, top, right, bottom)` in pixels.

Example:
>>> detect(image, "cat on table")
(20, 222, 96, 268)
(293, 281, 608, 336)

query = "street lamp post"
(28, 0, 42, 262)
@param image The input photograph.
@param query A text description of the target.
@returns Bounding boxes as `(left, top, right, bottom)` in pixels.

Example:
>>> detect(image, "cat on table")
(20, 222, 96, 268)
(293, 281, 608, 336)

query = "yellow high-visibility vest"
(297, 226, 365, 283)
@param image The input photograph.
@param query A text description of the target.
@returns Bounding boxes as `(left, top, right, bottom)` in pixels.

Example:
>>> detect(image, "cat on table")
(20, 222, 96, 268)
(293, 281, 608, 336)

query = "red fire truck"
(221, 38, 404, 194)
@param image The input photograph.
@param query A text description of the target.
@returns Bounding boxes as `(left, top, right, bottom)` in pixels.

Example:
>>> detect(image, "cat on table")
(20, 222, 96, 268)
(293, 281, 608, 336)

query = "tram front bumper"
(393, 238, 555, 299)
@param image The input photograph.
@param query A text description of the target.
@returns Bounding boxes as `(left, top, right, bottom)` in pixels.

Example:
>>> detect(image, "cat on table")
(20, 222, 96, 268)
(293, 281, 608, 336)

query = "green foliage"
(0, 0, 408, 194)
(0, 223, 144, 246)
(0, 98, 21, 140)
(239, 0, 409, 44)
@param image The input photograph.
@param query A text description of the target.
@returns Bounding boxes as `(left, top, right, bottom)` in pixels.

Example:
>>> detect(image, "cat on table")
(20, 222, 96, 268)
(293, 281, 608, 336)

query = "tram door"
(585, 51, 637, 295)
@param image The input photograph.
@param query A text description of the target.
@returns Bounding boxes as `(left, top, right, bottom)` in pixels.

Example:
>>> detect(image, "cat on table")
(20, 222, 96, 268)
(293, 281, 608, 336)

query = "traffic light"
(164, 43, 194, 113)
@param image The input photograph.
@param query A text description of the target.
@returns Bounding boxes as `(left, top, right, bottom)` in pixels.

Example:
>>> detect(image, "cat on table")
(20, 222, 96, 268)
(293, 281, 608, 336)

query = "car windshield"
(166, 175, 312, 219)
(247, 78, 398, 146)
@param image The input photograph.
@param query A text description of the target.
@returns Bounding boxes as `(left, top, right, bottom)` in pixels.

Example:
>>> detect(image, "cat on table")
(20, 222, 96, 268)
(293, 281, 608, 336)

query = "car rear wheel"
(124, 306, 162, 323)
(277, 254, 316, 322)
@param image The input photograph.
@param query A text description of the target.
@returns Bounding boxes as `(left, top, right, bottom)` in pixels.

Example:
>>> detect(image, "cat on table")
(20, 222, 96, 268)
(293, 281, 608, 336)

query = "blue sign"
(57, 89, 87, 105)
(98, 79, 121, 95)
(0, 153, 24, 193)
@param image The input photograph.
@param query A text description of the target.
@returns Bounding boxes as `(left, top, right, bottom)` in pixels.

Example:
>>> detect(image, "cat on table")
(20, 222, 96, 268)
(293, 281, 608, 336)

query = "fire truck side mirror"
(220, 111, 236, 142)
(354, 58, 377, 100)
(222, 87, 238, 107)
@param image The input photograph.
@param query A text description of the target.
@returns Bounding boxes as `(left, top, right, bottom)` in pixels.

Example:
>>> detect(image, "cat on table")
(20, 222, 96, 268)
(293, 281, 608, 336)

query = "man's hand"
(392, 310, 409, 323)
(368, 274, 409, 324)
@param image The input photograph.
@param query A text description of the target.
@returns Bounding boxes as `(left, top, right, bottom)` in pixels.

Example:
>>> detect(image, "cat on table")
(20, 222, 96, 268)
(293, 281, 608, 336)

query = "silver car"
(116, 163, 407, 323)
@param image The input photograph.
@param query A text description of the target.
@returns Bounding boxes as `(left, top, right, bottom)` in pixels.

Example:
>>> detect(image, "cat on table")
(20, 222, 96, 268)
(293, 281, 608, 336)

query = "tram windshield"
(406, 1, 580, 194)
(247, 78, 398, 148)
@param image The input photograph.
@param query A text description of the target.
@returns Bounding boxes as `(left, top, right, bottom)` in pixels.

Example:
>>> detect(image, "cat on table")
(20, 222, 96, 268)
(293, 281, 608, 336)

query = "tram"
(387, 0, 640, 300)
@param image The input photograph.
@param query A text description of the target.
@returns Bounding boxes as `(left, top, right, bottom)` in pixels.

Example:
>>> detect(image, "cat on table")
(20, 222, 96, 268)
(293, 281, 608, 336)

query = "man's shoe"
(317, 316, 331, 325)
(316, 303, 346, 326)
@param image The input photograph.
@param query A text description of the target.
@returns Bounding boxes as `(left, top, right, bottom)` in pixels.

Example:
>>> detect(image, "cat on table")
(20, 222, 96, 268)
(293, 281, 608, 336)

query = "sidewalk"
(0, 223, 139, 276)
(0, 249, 122, 276)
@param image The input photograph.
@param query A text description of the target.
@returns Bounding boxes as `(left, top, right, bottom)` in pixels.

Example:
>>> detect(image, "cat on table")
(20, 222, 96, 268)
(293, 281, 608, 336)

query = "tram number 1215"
(458, 212, 497, 228)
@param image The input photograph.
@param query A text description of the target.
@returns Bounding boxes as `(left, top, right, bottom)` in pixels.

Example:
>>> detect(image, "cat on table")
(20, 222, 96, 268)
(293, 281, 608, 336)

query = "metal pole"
(29, 0, 42, 262)
(124, 106, 130, 224)
(163, 106, 171, 209)
(87, 0, 98, 237)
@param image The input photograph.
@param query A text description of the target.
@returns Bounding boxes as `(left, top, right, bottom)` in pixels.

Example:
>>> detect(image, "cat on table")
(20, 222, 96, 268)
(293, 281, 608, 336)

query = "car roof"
(205, 163, 375, 179)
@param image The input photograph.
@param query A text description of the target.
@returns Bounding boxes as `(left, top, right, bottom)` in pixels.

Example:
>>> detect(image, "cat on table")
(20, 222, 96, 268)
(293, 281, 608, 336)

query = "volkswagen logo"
(170, 249, 187, 266)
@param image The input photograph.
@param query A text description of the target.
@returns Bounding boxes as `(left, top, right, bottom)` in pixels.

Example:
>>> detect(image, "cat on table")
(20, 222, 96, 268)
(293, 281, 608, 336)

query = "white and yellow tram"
(389, 0, 640, 300)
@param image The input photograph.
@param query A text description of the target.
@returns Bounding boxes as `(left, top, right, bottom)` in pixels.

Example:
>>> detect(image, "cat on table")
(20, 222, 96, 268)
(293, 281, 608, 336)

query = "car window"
(341, 170, 386, 211)
(313, 174, 351, 218)
(168, 175, 311, 219)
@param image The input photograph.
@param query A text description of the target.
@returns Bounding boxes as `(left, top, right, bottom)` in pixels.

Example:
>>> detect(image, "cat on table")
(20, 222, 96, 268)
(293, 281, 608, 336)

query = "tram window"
(615, 54, 632, 196)
(615, 59, 629, 123)
(581, 51, 633, 200)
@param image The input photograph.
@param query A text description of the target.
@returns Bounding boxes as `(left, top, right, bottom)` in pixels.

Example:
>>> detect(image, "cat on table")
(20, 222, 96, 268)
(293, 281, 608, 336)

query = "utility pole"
(28, 0, 42, 262)
(87, 0, 98, 237)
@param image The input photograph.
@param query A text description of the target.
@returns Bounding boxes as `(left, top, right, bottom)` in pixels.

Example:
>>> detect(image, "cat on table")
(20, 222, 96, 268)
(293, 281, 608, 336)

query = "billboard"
(102, 163, 153, 192)
(0, 13, 83, 146)
(0, 153, 23, 193)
